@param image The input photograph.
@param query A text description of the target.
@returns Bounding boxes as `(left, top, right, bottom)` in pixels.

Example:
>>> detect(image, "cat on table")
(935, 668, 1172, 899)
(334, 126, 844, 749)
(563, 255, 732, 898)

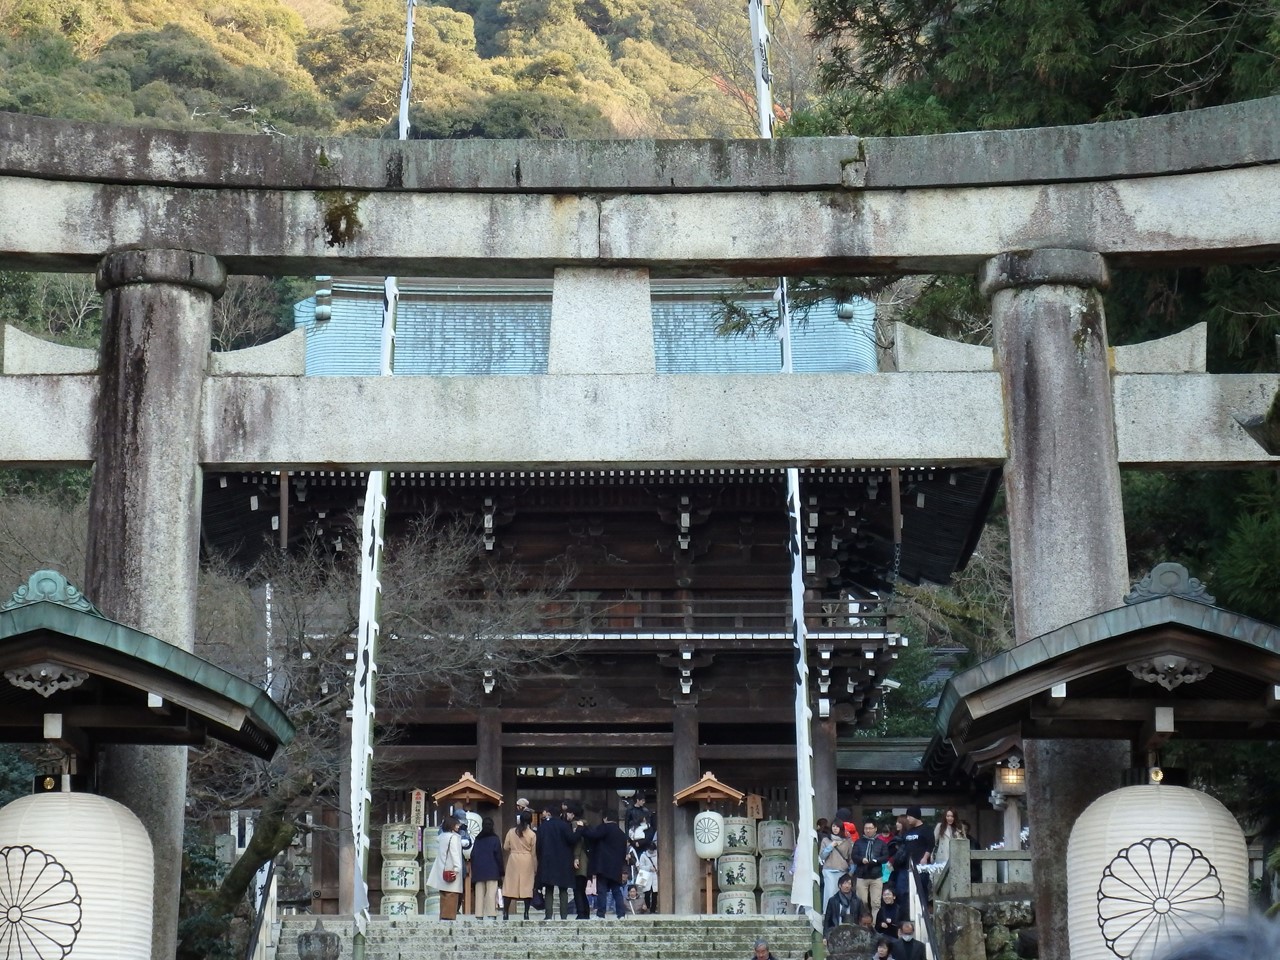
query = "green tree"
(796, 0, 1280, 845)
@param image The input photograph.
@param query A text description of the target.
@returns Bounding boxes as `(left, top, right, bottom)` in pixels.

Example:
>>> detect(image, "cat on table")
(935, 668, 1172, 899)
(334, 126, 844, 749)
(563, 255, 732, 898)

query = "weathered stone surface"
(2, 98, 1277, 193)
(1113, 323, 1206, 373)
(3, 165, 1280, 276)
(826, 922, 875, 960)
(198, 371, 1005, 470)
(5, 369, 1278, 470)
(891, 323, 994, 372)
(979, 900, 1034, 929)
(990, 257, 1128, 643)
(0, 113, 859, 192)
(978, 249, 1110, 297)
(934, 901, 985, 960)
(208, 328, 307, 377)
(548, 267, 655, 375)
(86, 248, 222, 960)
(1113, 372, 1280, 466)
(985, 923, 1016, 959)
(2, 324, 96, 375)
(859, 97, 1280, 188)
(1026, 739, 1129, 960)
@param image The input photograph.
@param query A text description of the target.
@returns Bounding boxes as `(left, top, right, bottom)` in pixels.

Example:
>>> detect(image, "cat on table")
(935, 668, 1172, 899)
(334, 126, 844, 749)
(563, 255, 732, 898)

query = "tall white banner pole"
(747, 0, 822, 936)
(352, 3, 415, 954)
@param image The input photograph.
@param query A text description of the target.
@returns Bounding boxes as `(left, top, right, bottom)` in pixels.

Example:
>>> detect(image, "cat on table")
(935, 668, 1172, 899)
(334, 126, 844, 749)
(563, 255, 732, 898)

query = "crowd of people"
(817, 806, 967, 959)
(424, 794, 659, 921)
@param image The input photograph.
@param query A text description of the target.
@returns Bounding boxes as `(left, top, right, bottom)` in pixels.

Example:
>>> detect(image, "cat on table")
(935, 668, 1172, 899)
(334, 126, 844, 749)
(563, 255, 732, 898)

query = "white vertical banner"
(352, 2, 414, 942)
(747, 0, 822, 932)
(350, 476, 386, 935)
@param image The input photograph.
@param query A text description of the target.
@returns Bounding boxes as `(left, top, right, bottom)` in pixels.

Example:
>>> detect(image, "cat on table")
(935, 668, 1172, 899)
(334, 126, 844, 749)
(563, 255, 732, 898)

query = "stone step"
(275, 915, 817, 960)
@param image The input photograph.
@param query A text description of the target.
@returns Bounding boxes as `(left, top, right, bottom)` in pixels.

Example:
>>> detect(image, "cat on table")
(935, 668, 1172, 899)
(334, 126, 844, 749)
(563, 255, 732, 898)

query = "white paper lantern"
(0, 792, 153, 959)
(717, 891, 758, 915)
(1067, 785, 1248, 960)
(694, 811, 726, 860)
(759, 820, 795, 853)
(723, 816, 757, 854)
(463, 811, 482, 859)
(717, 853, 757, 891)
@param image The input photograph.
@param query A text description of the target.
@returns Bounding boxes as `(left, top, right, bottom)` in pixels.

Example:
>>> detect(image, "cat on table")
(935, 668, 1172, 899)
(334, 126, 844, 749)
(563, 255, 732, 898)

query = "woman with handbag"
(426, 815, 465, 920)
(820, 820, 854, 908)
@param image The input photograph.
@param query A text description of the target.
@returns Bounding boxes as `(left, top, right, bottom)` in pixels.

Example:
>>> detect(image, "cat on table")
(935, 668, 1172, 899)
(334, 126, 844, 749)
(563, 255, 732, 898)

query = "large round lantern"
(694, 811, 726, 859)
(0, 792, 153, 958)
(463, 811, 482, 859)
(1067, 785, 1248, 960)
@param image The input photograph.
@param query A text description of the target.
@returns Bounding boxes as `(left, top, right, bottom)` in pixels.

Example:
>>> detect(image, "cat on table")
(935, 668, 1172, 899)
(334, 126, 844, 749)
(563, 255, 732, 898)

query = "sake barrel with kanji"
(759, 820, 795, 853)
(381, 822, 419, 861)
(723, 816, 757, 854)
(717, 853, 757, 891)
(760, 851, 793, 889)
(717, 891, 758, 915)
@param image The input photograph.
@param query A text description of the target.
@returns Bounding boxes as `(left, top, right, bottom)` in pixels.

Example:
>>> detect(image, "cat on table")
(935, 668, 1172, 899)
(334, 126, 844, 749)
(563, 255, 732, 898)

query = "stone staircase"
(274, 914, 817, 960)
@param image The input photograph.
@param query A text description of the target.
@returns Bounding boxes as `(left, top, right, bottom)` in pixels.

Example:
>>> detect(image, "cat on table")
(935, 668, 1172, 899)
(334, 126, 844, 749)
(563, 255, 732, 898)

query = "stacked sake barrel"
(703, 816, 798, 915)
(381, 822, 422, 916)
(716, 816, 758, 915)
(758, 820, 795, 915)
(421, 826, 440, 916)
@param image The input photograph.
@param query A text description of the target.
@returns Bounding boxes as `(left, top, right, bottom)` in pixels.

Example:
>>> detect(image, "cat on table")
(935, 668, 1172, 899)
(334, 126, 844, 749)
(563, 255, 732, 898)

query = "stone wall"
(933, 898, 1035, 960)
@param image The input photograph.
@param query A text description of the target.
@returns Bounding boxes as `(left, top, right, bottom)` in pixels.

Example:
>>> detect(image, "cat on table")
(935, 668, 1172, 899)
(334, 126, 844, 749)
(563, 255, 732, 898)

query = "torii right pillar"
(980, 249, 1131, 960)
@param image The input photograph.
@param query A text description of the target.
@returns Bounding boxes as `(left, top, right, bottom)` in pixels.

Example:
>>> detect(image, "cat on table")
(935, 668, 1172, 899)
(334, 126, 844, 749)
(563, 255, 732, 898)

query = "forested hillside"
(0, 0, 818, 137)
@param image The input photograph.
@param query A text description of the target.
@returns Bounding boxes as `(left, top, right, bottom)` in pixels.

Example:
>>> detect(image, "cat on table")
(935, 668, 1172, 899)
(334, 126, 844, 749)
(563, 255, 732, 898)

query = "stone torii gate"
(1, 99, 1279, 959)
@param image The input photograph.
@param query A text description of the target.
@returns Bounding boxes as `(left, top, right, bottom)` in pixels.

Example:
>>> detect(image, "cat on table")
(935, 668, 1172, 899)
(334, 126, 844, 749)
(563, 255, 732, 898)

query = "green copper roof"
(0, 570, 294, 756)
(934, 593, 1280, 743)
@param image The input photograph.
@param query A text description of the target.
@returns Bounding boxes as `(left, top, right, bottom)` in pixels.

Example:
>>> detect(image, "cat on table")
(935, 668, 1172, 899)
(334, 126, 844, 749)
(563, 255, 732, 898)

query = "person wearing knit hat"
(831, 807, 861, 842)
(898, 807, 933, 918)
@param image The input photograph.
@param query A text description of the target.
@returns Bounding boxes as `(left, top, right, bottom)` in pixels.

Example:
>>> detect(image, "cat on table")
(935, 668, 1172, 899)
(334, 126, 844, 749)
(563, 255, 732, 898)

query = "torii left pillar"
(86, 249, 225, 960)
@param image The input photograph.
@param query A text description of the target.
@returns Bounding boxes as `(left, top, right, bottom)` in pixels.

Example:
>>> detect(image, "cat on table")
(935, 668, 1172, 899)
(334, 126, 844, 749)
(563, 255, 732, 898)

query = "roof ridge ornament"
(1126, 655, 1214, 691)
(1123, 562, 1215, 605)
(2, 570, 103, 615)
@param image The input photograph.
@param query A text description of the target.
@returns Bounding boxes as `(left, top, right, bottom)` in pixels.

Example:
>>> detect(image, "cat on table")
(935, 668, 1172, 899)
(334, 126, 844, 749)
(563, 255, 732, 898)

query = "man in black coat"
(890, 921, 926, 960)
(583, 809, 629, 919)
(850, 819, 888, 922)
(822, 873, 861, 937)
(535, 803, 577, 919)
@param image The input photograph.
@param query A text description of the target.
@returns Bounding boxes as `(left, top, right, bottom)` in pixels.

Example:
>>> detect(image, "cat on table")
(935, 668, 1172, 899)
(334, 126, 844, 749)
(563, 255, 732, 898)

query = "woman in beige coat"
(502, 811, 537, 920)
(425, 815, 465, 920)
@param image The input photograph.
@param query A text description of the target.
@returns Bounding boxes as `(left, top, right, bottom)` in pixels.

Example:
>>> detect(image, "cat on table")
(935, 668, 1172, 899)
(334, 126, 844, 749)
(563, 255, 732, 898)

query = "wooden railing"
(535, 596, 891, 636)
